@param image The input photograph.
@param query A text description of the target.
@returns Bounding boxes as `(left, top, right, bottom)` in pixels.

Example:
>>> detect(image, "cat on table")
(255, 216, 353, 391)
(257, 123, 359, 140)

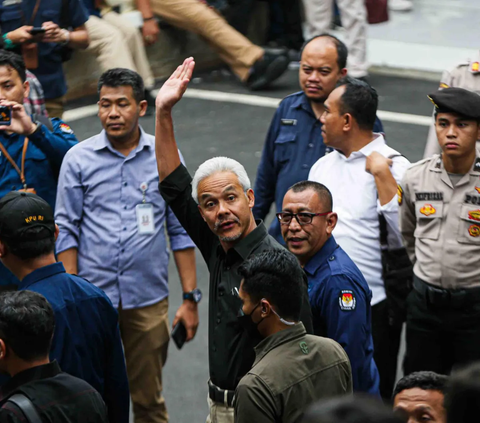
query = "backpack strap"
(6, 394, 42, 423)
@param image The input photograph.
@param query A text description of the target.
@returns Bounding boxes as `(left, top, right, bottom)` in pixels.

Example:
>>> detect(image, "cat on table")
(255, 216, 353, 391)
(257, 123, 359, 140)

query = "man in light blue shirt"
(55, 68, 198, 423)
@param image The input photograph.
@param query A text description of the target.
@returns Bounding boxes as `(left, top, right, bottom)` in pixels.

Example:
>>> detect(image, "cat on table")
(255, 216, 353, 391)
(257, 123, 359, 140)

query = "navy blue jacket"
(253, 91, 384, 243)
(304, 236, 380, 395)
(15, 262, 130, 423)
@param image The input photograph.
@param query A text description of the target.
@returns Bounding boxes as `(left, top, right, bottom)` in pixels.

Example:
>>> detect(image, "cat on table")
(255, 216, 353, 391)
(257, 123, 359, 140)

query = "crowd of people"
(0, 0, 478, 422)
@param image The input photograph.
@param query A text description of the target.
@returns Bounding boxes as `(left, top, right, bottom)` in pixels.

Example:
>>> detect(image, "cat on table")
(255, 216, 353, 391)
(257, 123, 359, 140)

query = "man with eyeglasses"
(279, 180, 380, 395)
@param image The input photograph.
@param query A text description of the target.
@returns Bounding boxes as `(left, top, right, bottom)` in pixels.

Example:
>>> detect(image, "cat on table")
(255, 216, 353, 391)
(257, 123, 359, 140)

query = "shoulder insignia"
(339, 290, 356, 311)
(439, 82, 449, 89)
(472, 61, 480, 73)
(59, 123, 74, 134)
(299, 341, 309, 355)
(397, 184, 403, 205)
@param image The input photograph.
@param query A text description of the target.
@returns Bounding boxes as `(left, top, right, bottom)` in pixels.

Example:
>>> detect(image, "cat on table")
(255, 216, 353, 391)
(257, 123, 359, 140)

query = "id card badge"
(136, 203, 155, 235)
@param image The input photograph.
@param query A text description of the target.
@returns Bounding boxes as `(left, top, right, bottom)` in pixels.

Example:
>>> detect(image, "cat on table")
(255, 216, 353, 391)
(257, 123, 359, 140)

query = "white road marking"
(64, 88, 432, 127)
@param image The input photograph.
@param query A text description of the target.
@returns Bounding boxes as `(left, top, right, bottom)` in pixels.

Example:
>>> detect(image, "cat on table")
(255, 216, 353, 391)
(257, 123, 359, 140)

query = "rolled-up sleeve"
(166, 205, 195, 251)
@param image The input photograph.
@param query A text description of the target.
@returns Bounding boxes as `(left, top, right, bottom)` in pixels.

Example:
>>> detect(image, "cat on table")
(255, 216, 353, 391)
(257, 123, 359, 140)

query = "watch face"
(193, 289, 202, 303)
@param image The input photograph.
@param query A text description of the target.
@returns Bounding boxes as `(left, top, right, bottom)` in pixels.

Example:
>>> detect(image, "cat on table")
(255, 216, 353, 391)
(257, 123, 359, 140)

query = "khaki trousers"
(206, 397, 234, 423)
(148, 0, 263, 81)
(302, 0, 368, 77)
(44, 96, 65, 119)
(86, 13, 155, 89)
(119, 298, 170, 423)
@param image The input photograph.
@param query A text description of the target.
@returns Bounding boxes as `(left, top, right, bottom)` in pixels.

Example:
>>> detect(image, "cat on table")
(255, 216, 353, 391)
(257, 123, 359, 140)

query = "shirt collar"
(290, 92, 315, 116)
(304, 236, 338, 276)
(94, 126, 150, 153)
(253, 323, 306, 366)
(0, 361, 61, 400)
(20, 262, 66, 289)
(355, 133, 386, 157)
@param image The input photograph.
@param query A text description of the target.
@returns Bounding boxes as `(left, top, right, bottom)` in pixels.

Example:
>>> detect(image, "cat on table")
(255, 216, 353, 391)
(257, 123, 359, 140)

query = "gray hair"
(191, 157, 251, 203)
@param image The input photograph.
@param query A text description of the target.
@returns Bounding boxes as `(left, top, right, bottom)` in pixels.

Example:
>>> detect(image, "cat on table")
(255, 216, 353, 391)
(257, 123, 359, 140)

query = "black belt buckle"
(208, 380, 234, 407)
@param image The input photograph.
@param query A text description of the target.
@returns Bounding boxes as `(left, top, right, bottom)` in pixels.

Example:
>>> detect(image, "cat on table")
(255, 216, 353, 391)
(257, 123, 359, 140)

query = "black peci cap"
(0, 192, 55, 241)
(428, 87, 480, 120)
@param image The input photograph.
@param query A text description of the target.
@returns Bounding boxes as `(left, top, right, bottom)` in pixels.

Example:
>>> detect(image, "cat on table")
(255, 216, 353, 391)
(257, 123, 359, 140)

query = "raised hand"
(156, 57, 195, 111)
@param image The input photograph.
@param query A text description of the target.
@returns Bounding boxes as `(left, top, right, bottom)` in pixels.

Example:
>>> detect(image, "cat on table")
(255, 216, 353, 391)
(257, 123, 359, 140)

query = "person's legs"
(85, 15, 137, 73)
(119, 298, 170, 423)
(301, 0, 333, 38)
(205, 397, 234, 423)
(371, 299, 402, 399)
(102, 11, 155, 90)
(336, 0, 368, 77)
(44, 96, 65, 118)
(451, 300, 480, 371)
(148, 0, 263, 81)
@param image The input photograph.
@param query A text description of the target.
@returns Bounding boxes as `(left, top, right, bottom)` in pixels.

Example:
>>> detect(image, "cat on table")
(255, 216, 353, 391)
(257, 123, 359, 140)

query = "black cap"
(428, 87, 480, 120)
(0, 192, 55, 240)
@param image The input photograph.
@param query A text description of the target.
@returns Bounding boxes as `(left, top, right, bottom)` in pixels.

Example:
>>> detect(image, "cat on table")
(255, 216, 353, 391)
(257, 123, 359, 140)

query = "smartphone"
(29, 27, 46, 35)
(171, 321, 187, 350)
(0, 106, 12, 126)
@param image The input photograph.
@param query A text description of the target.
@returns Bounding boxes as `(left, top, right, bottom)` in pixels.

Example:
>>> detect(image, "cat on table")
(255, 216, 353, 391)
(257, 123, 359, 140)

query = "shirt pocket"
(0, 9, 23, 30)
(457, 204, 480, 245)
(273, 126, 297, 166)
(414, 200, 443, 240)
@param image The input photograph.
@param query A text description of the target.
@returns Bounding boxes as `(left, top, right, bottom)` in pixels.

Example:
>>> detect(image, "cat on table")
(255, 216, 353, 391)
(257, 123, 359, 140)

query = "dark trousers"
(372, 299, 402, 400)
(404, 283, 480, 375)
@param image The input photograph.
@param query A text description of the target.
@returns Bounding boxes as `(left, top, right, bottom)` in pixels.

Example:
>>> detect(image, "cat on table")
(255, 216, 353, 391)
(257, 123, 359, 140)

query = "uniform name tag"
(281, 119, 297, 126)
(136, 203, 155, 235)
(415, 192, 443, 201)
(465, 195, 480, 206)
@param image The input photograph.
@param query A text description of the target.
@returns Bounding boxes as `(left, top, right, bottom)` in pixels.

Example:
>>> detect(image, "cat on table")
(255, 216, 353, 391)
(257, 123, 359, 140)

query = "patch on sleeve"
(439, 82, 449, 89)
(397, 184, 403, 205)
(59, 123, 74, 134)
(339, 290, 356, 311)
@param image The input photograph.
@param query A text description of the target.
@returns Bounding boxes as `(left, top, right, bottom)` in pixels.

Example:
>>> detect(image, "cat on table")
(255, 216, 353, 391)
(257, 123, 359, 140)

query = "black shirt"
(160, 164, 313, 390)
(0, 361, 108, 422)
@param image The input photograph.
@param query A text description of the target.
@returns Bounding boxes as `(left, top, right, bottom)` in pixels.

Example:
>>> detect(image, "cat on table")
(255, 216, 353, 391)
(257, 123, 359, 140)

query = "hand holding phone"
(0, 106, 12, 126)
(171, 321, 187, 350)
(28, 27, 46, 36)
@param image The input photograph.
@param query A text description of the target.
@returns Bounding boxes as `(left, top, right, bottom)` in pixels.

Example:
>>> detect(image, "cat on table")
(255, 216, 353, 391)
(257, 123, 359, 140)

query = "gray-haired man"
(155, 57, 313, 423)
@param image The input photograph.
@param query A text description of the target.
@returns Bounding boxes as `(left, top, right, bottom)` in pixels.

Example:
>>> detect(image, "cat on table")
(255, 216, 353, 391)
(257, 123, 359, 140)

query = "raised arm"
(155, 57, 195, 181)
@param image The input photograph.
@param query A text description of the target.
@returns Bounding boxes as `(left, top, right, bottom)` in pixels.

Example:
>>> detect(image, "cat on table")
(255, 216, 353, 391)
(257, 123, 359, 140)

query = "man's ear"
(246, 188, 255, 209)
(23, 80, 30, 100)
(197, 204, 207, 222)
(343, 113, 352, 132)
(326, 212, 338, 235)
(0, 339, 7, 359)
(260, 299, 271, 317)
(0, 239, 7, 258)
(138, 99, 148, 117)
(54, 224, 60, 242)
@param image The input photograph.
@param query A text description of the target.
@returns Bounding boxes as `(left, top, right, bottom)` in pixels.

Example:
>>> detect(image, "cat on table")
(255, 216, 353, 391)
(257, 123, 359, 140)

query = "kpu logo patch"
(339, 290, 356, 311)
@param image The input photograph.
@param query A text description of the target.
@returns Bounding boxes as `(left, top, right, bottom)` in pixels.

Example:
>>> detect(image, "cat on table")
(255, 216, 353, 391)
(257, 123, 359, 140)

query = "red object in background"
(365, 0, 389, 24)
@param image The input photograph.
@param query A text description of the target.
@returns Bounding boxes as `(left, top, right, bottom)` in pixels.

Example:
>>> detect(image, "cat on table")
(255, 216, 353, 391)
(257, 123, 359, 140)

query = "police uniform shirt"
(308, 134, 411, 305)
(424, 51, 480, 158)
(399, 152, 480, 289)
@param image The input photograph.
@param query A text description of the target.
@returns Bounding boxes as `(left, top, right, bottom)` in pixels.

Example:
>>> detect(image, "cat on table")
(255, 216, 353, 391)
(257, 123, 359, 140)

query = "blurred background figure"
(393, 371, 447, 423)
(389, 0, 413, 12)
(24, 71, 48, 118)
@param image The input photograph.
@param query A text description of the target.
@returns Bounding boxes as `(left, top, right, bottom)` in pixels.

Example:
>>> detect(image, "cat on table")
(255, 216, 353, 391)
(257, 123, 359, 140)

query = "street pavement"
(66, 68, 438, 422)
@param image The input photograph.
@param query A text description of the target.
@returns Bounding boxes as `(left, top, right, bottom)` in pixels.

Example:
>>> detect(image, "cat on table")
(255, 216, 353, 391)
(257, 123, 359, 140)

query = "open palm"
(156, 57, 195, 111)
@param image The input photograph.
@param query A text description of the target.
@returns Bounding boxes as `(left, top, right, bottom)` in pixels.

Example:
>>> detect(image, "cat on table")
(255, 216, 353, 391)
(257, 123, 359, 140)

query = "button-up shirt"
(253, 91, 384, 243)
(159, 164, 313, 390)
(234, 323, 352, 423)
(0, 0, 89, 99)
(0, 361, 108, 423)
(55, 128, 194, 309)
(304, 236, 379, 395)
(308, 134, 410, 305)
(400, 152, 480, 289)
(15, 263, 129, 423)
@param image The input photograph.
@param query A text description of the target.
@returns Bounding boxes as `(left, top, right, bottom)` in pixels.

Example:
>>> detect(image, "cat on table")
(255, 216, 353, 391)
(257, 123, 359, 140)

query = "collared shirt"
(55, 128, 194, 309)
(82, 0, 101, 16)
(253, 91, 384, 243)
(14, 262, 129, 423)
(304, 236, 379, 395)
(0, 361, 108, 423)
(234, 323, 352, 423)
(160, 164, 313, 390)
(400, 152, 480, 289)
(0, 0, 89, 99)
(24, 71, 48, 118)
(308, 134, 411, 305)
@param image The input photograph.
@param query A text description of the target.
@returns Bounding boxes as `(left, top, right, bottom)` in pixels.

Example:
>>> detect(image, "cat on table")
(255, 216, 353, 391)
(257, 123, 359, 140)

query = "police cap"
(428, 87, 480, 120)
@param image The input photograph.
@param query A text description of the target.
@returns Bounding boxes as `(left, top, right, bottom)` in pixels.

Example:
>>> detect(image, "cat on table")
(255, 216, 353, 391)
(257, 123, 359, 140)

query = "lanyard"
(20, 0, 42, 26)
(0, 138, 30, 190)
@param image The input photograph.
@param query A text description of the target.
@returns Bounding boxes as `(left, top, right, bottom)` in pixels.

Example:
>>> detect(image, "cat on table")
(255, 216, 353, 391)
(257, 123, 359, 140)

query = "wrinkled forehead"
(197, 171, 244, 196)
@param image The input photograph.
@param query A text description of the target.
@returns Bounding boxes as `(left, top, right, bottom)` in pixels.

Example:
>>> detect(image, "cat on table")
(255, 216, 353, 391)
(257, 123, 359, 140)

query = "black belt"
(413, 276, 480, 308)
(208, 380, 235, 407)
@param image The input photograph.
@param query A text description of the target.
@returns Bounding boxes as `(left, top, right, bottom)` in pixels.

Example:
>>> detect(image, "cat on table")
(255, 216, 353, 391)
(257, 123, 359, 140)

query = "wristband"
(59, 29, 70, 46)
(2, 34, 16, 50)
(143, 16, 155, 21)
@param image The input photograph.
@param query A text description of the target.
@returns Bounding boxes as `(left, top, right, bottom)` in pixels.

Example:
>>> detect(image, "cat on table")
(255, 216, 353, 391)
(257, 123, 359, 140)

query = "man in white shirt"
(308, 77, 410, 399)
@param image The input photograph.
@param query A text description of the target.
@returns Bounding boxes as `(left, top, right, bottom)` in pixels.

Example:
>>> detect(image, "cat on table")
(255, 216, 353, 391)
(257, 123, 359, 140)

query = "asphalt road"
(66, 68, 438, 422)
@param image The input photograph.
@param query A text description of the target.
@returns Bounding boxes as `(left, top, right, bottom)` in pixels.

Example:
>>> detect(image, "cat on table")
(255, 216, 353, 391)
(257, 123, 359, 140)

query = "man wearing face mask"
(234, 249, 352, 423)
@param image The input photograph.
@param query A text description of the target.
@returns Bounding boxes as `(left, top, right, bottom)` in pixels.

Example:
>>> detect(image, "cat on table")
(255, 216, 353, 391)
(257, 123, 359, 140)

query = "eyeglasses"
(276, 211, 331, 226)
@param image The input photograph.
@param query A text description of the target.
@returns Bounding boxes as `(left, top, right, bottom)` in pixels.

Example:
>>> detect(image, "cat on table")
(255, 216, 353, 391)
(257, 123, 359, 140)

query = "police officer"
(400, 87, 480, 375)
(424, 51, 480, 158)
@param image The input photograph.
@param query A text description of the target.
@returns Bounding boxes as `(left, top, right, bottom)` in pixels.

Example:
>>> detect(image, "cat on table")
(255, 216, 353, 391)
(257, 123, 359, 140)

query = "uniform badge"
(468, 224, 480, 237)
(468, 210, 480, 222)
(439, 82, 449, 89)
(420, 204, 436, 216)
(339, 290, 356, 311)
(59, 123, 74, 134)
(472, 62, 480, 73)
(397, 185, 403, 205)
(299, 341, 309, 355)
(476, 187, 480, 194)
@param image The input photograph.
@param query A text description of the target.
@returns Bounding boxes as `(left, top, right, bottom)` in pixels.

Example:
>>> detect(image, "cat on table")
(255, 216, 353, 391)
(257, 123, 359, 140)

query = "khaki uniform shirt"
(234, 323, 352, 423)
(399, 152, 480, 289)
(424, 51, 480, 158)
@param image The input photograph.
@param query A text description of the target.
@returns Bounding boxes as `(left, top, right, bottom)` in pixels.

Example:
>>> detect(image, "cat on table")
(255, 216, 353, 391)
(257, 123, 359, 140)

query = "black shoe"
(246, 52, 289, 91)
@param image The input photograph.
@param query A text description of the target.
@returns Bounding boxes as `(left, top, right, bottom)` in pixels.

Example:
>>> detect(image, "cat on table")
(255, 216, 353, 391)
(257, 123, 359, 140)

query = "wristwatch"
(183, 288, 202, 303)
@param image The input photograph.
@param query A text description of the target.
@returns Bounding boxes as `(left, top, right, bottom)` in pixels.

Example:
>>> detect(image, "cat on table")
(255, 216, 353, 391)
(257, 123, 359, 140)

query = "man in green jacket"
(234, 249, 352, 423)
